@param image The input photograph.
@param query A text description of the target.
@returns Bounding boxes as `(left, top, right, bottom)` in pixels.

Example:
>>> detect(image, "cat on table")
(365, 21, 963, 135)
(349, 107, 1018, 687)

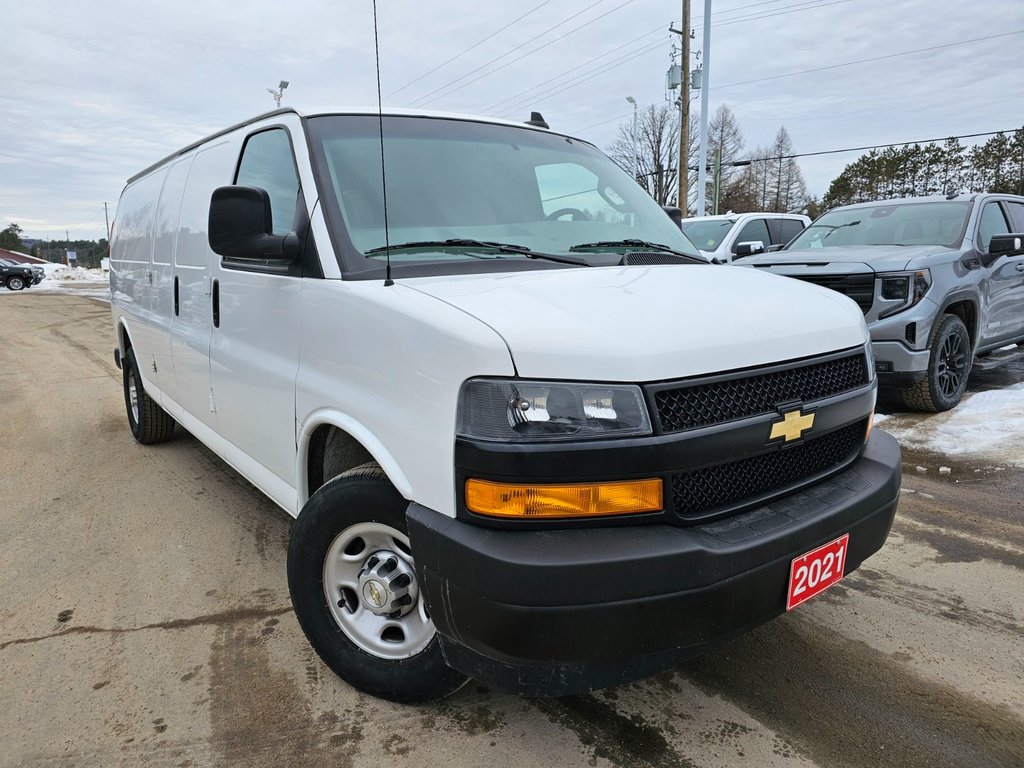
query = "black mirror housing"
(661, 206, 683, 229)
(989, 233, 1024, 258)
(209, 186, 299, 262)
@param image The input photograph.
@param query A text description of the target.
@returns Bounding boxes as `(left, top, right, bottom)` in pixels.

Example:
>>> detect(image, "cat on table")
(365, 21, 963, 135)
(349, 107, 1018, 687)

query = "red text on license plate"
(786, 533, 849, 611)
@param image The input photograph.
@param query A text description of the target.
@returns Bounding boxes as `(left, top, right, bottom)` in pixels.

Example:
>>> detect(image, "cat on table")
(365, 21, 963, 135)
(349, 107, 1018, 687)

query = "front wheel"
(122, 348, 176, 443)
(288, 462, 467, 704)
(900, 313, 971, 412)
(6, 276, 25, 291)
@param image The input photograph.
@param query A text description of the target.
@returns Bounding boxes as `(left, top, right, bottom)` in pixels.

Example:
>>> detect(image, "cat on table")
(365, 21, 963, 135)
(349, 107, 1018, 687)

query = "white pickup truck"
(109, 107, 900, 703)
(681, 212, 810, 263)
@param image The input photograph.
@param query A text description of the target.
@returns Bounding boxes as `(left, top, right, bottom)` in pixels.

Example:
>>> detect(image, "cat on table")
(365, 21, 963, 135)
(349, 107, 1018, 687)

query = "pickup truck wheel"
(900, 313, 971, 412)
(122, 348, 176, 444)
(6, 276, 25, 291)
(288, 462, 467, 704)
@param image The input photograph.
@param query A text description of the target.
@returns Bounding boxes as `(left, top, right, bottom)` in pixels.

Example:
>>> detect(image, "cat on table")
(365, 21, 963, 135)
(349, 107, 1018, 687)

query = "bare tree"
(608, 104, 698, 209)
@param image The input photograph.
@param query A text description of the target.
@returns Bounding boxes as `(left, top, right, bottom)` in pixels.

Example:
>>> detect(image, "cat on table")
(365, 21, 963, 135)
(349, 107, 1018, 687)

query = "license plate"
(786, 533, 849, 610)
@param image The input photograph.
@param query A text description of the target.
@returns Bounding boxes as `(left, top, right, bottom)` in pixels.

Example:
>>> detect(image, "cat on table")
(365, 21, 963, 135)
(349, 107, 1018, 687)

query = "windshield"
(307, 115, 703, 273)
(788, 201, 972, 250)
(680, 219, 735, 252)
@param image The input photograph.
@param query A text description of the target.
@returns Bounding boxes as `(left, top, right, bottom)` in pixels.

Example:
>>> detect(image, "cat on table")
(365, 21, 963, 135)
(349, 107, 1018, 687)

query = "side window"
(777, 219, 805, 245)
(977, 202, 1010, 251)
(1004, 201, 1024, 233)
(732, 218, 770, 254)
(235, 129, 300, 235)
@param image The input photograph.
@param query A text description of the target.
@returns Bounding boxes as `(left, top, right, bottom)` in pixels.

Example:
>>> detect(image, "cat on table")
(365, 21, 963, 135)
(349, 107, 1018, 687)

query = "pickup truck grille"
(789, 273, 875, 314)
(652, 351, 869, 433)
(671, 419, 868, 521)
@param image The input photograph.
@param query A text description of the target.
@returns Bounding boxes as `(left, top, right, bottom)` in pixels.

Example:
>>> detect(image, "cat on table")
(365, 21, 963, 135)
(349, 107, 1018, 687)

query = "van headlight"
(456, 379, 653, 442)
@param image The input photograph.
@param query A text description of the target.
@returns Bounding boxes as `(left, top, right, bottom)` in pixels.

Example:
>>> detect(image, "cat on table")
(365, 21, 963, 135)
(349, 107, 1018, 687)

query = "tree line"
(0, 223, 109, 268)
(821, 128, 1024, 209)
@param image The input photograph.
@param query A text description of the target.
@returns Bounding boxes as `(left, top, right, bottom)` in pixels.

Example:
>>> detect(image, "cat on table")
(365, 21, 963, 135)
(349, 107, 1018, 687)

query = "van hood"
(743, 244, 952, 273)
(403, 265, 867, 382)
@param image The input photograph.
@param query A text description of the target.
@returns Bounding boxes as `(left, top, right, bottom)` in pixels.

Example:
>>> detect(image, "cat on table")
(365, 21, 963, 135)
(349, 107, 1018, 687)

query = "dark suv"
(0, 258, 44, 291)
(743, 194, 1024, 411)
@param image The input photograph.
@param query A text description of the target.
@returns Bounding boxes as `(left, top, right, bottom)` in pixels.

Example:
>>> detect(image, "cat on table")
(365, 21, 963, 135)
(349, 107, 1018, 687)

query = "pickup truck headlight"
(878, 269, 930, 319)
(456, 378, 653, 442)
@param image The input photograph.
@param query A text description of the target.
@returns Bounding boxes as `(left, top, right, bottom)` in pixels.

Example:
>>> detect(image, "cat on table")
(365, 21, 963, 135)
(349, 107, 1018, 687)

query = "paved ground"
(1, 293, 1022, 768)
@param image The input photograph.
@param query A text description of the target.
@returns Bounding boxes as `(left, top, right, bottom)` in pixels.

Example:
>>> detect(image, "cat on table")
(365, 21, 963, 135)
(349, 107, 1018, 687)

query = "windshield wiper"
(568, 239, 706, 263)
(365, 239, 590, 266)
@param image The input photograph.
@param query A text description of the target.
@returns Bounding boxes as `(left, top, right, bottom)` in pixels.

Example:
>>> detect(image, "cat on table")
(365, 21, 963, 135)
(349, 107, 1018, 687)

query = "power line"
(717, 30, 1024, 90)
(494, 37, 667, 118)
(485, 24, 664, 113)
(492, 0, 853, 119)
(711, 0, 849, 27)
(384, 1, 553, 98)
(405, 0, 611, 107)
(412, 0, 639, 108)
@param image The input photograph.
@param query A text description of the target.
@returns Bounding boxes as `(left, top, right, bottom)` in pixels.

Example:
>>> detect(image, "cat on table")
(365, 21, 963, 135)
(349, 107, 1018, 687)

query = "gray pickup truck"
(743, 194, 1024, 411)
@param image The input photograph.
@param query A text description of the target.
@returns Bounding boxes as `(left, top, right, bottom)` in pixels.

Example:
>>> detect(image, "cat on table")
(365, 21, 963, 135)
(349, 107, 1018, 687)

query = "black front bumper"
(407, 430, 901, 696)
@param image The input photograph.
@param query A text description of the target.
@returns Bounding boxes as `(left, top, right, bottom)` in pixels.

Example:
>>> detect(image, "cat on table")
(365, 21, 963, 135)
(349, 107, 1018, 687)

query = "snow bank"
(42, 266, 108, 283)
(878, 384, 1024, 466)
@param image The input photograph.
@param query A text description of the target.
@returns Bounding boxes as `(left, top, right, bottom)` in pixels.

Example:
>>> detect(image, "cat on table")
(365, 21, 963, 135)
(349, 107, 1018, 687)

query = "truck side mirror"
(209, 186, 299, 262)
(661, 206, 683, 229)
(989, 233, 1024, 259)
(733, 241, 765, 258)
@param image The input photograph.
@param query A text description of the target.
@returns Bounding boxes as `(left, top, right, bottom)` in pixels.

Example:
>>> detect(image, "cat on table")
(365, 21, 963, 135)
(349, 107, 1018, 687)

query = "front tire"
(288, 462, 467, 704)
(900, 313, 971, 412)
(6, 276, 25, 291)
(122, 348, 176, 443)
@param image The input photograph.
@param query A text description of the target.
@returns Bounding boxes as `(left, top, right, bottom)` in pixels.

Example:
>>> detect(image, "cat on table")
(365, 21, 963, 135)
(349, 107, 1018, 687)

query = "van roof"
(127, 106, 575, 184)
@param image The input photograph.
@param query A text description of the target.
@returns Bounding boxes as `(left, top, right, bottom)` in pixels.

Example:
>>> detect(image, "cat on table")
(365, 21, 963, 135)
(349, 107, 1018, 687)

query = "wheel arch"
(297, 410, 414, 510)
(938, 292, 980, 352)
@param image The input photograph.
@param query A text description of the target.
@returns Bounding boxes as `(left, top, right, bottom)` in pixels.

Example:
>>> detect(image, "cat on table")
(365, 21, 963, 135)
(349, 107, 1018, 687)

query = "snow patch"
(882, 383, 1024, 466)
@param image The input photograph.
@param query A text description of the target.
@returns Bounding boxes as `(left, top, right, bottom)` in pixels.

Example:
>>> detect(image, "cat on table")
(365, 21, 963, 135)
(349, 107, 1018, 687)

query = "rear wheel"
(288, 462, 467, 704)
(6, 276, 25, 291)
(900, 314, 971, 412)
(122, 348, 176, 443)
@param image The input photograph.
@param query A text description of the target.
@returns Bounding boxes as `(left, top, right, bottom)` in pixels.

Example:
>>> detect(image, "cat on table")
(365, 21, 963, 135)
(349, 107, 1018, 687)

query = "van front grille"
(652, 351, 869, 433)
(670, 419, 868, 521)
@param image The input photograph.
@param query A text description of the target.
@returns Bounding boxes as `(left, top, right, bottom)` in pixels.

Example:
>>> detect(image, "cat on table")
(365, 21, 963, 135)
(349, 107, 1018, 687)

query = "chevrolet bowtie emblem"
(770, 409, 815, 442)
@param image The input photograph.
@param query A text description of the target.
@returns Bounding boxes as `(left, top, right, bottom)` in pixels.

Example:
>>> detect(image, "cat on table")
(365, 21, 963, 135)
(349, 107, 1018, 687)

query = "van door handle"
(1016, 263, 1024, 272)
(212, 279, 220, 328)
(173, 276, 179, 316)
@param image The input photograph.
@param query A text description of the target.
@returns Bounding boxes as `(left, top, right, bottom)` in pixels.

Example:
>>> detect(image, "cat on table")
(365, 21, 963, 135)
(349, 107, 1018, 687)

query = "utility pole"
(102, 202, 111, 241)
(696, 0, 712, 216)
(712, 147, 722, 215)
(678, 0, 691, 212)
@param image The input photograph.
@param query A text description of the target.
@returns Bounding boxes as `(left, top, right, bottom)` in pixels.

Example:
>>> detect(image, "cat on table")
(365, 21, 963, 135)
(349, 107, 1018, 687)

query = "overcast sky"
(4, 0, 1022, 242)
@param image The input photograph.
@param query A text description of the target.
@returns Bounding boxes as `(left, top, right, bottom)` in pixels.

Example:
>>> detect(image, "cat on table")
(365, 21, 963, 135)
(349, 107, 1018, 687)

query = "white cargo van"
(110, 107, 901, 703)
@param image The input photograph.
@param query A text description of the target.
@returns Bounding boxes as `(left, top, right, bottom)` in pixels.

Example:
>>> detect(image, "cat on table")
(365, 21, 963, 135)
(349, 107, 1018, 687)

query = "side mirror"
(209, 186, 299, 261)
(662, 206, 683, 229)
(989, 233, 1024, 258)
(733, 240, 765, 258)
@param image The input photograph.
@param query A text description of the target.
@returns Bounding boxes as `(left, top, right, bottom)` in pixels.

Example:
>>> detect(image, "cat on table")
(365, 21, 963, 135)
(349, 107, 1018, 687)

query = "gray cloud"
(3, 0, 1021, 240)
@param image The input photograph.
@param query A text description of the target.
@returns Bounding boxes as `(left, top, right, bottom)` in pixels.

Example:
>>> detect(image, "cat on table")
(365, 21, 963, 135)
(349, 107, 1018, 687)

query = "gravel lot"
(1, 293, 1022, 768)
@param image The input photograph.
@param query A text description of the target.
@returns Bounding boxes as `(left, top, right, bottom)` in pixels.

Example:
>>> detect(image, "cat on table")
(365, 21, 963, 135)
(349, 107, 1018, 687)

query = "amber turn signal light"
(465, 478, 663, 519)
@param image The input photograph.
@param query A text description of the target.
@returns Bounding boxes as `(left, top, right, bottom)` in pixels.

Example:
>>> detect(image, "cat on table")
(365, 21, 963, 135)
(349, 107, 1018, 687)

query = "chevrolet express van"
(110, 107, 901, 703)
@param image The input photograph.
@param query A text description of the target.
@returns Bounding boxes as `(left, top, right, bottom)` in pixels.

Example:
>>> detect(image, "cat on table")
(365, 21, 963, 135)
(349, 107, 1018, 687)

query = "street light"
(268, 80, 290, 108)
(626, 96, 638, 181)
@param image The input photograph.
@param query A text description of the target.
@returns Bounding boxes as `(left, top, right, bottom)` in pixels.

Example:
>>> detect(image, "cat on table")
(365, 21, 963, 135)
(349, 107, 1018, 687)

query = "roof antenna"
(371, 0, 394, 287)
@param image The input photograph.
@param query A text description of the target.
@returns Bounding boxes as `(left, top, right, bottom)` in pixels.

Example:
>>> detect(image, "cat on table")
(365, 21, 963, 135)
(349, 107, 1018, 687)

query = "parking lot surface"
(1, 293, 1022, 767)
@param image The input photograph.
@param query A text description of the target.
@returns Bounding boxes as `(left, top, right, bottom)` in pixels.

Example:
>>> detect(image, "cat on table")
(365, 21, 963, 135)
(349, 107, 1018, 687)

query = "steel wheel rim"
(936, 330, 967, 398)
(127, 371, 139, 423)
(322, 521, 434, 659)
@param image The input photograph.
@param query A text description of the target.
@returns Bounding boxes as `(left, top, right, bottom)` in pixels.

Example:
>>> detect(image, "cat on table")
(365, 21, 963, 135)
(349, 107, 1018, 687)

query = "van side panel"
(110, 168, 167, 377)
(169, 139, 238, 433)
(295, 280, 516, 519)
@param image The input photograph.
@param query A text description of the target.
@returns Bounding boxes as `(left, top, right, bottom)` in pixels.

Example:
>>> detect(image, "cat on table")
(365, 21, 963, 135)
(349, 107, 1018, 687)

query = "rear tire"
(122, 348, 176, 444)
(288, 462, 467, 704)
(6, 276, 25, 291)
(900, 314, 971, 412)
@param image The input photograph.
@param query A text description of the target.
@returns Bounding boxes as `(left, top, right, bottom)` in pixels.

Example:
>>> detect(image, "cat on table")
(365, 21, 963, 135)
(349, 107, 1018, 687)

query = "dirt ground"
(1, 293, 1022, 768)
